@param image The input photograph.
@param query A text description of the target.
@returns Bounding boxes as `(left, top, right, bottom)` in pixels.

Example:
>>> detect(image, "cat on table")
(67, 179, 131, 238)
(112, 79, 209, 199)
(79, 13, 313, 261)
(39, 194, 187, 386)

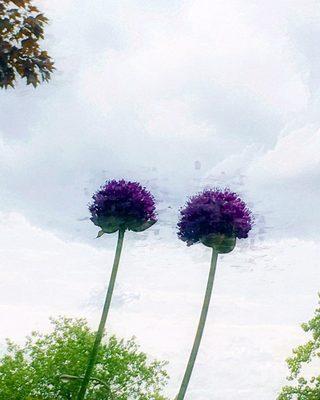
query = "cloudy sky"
(1, 0, 320, 399)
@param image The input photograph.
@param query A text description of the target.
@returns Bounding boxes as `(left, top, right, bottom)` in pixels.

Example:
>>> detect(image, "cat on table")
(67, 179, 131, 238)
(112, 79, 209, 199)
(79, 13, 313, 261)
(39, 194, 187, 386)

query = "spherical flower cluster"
(89, 179, 157, 234)
(178, 188, 253, 248)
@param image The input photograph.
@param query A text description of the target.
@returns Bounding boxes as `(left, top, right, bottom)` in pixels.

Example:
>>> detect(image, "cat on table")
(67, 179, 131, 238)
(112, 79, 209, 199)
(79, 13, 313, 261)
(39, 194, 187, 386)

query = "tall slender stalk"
(176, 248, 218, 400)
(77, 229, 125, 400)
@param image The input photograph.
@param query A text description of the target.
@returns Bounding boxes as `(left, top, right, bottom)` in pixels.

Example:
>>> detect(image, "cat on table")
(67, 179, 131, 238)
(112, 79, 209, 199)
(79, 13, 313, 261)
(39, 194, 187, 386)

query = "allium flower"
(89, 179, 157, 235)
(178, 188, 253, 250)
(176, 188, 253, 400)
(75, 179, 157, 400)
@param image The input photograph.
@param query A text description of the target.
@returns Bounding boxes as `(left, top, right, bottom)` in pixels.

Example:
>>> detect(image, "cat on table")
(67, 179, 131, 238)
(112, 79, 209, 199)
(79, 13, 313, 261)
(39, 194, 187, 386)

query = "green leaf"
(129, 219, 157, 232)
(96, 230, 105, 238)
(90, 216, 120, 234)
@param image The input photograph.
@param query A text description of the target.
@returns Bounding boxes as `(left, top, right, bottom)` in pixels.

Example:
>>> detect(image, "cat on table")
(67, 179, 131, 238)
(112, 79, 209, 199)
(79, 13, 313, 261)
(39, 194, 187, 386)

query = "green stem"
(76, 229, 125, 400)
(176, 248, 218, 400)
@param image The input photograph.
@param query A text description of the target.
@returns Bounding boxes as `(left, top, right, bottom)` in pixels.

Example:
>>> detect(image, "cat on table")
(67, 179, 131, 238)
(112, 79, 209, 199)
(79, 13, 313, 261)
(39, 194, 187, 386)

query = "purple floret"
(89, 179, 157, 232)
(178, 188, 253, 246)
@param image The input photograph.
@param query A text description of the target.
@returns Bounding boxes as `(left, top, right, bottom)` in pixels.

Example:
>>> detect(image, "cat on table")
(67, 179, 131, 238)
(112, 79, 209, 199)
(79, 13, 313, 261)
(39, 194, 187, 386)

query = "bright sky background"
(1, 1, 320, 399)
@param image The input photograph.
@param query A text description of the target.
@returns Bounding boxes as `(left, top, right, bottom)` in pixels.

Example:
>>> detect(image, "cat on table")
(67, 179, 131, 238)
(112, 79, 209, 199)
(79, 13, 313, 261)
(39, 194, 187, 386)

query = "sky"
(0, 0, 320, 399)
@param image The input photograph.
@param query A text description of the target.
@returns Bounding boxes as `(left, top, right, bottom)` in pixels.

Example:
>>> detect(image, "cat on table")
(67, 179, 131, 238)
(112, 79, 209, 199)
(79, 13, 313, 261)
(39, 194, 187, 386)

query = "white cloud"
(77, 0, 309, 142)
(248, 125, 320, 181)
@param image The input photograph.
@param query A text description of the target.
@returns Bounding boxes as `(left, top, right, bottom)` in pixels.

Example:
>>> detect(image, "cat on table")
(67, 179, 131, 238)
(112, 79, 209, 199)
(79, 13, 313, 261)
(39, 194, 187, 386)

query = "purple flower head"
(89, 179, 157, 235)
(178, 188, 253, 248)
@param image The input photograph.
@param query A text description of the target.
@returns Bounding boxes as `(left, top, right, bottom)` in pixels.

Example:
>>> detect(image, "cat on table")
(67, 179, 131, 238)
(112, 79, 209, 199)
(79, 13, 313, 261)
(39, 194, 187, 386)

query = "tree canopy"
(278, 295, 320, 400)
(0, 317, 169, 399)
(0, 0, 54, 88)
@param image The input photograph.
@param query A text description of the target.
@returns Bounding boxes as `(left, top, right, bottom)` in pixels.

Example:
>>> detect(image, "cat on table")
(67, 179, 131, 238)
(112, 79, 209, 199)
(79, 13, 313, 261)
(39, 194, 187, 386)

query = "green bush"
(278, 295, 320, 400)
(0, 317, 169, 400)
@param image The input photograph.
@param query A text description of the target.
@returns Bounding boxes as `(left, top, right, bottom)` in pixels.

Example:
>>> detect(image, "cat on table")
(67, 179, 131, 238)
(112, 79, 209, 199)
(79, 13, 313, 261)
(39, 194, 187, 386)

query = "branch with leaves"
(0, 0, 54, 88)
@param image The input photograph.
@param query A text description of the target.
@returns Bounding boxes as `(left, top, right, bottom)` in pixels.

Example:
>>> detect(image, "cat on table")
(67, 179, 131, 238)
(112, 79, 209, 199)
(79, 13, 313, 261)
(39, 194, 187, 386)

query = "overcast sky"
(1, 1, 320, 399)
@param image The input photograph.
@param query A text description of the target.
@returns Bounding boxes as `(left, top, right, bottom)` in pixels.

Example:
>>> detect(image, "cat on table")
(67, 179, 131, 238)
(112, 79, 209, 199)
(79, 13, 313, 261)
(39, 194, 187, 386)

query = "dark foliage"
(0, 0, 54, 88)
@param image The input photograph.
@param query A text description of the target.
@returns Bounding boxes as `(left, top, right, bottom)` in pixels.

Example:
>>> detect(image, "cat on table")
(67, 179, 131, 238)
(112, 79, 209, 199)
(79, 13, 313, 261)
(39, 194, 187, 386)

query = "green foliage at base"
(0, 317, 169, 400)
(278, 295, 320, 400)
